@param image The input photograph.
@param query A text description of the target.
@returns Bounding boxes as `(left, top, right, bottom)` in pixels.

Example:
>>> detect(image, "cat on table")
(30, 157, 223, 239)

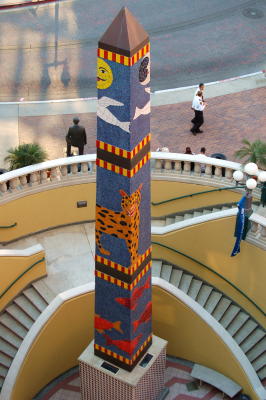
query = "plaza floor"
(18, 86, 266, 162)
(34, 357, 225, 400)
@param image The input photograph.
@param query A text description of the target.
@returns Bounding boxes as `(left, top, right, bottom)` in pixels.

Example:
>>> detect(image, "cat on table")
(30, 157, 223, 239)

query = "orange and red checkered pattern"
(98, 43, 150, 67)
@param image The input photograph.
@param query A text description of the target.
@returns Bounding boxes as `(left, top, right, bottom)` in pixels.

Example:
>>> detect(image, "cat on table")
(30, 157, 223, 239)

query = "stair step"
(165, 217, 175, 225)
(204, 291, 222, 314)
(160, 264, 172, 282)
(193, 211, 201, 217)
(178, 273, 193, 294)
(234, 319, 258, 345)
(0, 365, 8, 378)
(240, 328, 265, 353)
(0, 324, 22, 348)
(0, 314, 27, 339)
(257, 365, 266, 380)
(32, 281, 55, 304)
(202, 209, 210, 215)
(219, 304, 240, 329)
(6, 304, 33, 330)
(0, 339, 17, 358)
(151, 220, 165, 227)
(222, 206, 229, 211)
(183, 213, 193, 220)
(212, 208, 220, 212)
(175, 215, 183, 223)
(246, 337, 266, 362)
(187, 279, 203, 300)
(252, 353, 266, 372)
(152, 260, 162, 277)
(227, 312, 250, 336)
(0, 352, 12, 368)
(196, 285, 213, 307)
(212, 297, 231, 321)
(14, 295, 41, 321)
(169, 269, 183, 288)
(23, 287, 47, 312)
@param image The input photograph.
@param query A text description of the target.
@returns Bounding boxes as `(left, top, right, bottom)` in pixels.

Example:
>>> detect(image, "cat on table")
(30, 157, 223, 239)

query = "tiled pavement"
(18, 87, 266, 162)
(34, 357, 225, 400)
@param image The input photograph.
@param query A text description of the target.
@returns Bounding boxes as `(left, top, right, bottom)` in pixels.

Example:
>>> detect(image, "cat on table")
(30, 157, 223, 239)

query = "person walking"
(191, 91, 206, 135)
(191, 83, 205, 125)
(66, 117, 87, 156)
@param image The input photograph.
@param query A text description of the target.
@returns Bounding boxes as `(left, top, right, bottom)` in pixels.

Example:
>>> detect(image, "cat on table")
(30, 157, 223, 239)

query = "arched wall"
(152, 217, 266, 327)
(6, 284, 263, 400)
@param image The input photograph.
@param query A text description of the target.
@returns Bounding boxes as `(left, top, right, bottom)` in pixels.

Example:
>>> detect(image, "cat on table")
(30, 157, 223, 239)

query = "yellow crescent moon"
(97, 58, 113, 89)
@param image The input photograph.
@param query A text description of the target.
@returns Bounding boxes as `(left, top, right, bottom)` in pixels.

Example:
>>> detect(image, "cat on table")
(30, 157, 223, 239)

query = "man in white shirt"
(193, 83, 205, 99)
(191, 91, 206, 135)
(191, 83, 205, 124)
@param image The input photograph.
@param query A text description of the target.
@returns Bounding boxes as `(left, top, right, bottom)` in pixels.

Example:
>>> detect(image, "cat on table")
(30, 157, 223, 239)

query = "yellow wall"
(0, 183, 96, 244)
(151, 181, 242, 217)
(0, 180, 242, 243)
(0, 251, 46, 311)
(152, 217, 266, 328)
(10, 287, 260, 400)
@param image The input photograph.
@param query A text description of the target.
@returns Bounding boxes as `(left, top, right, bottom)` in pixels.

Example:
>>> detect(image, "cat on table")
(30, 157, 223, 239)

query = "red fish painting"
(133, 301, 152, 332)
(104, 333, 142, 355)
(115, 275, 150, 310)
(95, 314, 123, 334)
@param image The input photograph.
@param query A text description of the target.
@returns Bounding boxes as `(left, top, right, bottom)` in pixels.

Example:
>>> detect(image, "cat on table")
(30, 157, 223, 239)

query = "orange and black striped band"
(95, 248, 152, 283)
(94, 334, 152, 371)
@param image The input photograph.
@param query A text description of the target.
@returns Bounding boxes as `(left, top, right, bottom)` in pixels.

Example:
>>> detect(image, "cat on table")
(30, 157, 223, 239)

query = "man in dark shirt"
(66, 117, 87, 156)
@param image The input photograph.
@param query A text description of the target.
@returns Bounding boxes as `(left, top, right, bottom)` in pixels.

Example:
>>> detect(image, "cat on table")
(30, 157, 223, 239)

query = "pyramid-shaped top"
(99, 7, 149, 57)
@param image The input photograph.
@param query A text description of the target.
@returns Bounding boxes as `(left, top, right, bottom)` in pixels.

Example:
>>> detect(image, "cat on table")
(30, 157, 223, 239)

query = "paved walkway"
(0, 0, 265, 100)
(16, 86, 266, 162)
(34, 357, 225, 400)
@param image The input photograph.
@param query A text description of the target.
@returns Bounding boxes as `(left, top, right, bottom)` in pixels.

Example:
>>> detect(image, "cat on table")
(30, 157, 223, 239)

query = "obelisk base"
(79, 335, 168, 400)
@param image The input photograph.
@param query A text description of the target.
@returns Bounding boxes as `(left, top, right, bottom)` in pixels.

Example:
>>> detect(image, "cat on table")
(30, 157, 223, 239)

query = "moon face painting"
(97, 58, 113, 89)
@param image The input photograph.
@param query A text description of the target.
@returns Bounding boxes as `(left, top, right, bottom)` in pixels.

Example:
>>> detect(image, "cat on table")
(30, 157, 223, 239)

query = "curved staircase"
(151, 202, 259, 227)
(152, 259, 266, 385)
(0, 281, 55, 391)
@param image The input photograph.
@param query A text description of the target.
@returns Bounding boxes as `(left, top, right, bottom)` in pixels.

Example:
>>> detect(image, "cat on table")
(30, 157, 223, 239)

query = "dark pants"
(67, 144, 84, 157)
(191, 110, 204, 132)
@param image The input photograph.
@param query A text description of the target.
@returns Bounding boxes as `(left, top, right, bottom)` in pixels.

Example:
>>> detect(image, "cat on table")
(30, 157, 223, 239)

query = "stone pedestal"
(79, 335, 168, 400)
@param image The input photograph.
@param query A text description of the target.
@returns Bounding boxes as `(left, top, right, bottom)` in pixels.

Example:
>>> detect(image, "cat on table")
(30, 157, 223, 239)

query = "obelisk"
(79, 8, 167, 399)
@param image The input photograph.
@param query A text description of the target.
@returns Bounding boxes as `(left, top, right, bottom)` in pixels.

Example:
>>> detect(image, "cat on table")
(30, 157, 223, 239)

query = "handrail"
(152, 186, 246, 206)
(151, 241, 265, 317)
(0, 223, 17, 229)
(0, 257, 45, 300)
(0, 154, 96, 184)
(0, 153, 249, 184)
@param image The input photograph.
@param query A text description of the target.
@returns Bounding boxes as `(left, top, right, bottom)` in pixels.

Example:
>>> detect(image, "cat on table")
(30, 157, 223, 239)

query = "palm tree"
(234, 139, 266, 169)
(5, 143, 47, 170)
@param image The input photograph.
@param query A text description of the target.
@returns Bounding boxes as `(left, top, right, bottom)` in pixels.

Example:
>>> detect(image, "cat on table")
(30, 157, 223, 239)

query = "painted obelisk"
(94, 7, 152, 371)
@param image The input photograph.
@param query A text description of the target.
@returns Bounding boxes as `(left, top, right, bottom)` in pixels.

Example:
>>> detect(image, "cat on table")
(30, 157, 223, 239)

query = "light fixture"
(258, 171, 266, 182)
(233, 170, 244, 182)
(246, 178, 257, 190)
(244, 162, 258, 176)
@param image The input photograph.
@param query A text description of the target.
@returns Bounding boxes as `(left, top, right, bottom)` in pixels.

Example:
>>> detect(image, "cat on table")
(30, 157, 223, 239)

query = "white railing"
(247, 207, 266, 250)
(0, 153, 249, 200)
